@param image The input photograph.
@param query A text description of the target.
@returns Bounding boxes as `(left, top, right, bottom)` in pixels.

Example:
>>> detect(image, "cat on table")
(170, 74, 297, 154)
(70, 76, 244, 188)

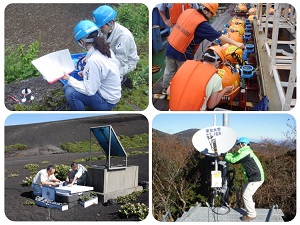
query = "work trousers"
(162, 56, 185, 89)
(242, 180, 264, 218)
(63, 84, 116, 111)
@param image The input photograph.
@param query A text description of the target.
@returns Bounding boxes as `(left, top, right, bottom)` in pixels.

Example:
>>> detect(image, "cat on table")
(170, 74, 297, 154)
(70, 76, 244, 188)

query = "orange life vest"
(169, 3, 192, 24)
(169, 60, 217, 111)
(168, 9, 207, 54)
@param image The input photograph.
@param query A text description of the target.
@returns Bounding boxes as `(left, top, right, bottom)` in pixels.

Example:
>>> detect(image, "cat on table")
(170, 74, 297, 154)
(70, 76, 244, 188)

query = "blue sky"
(5, 113, 104, 126)
(5, 113, 295, 143)
(152, 113, 295, 142)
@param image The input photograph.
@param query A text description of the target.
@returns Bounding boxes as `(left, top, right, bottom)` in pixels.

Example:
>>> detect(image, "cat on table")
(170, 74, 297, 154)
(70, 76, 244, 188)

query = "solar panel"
(90, 125, 127, 169)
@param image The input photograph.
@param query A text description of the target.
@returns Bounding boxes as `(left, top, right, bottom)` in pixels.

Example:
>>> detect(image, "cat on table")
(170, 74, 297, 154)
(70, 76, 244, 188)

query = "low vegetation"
(60, 133, 148, 153)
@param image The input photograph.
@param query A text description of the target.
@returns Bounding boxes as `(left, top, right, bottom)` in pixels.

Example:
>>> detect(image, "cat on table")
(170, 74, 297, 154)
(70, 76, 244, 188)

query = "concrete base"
(87, 165, 142, 203)
(97, 186, 143, 203)
(175, 204, 285, 222)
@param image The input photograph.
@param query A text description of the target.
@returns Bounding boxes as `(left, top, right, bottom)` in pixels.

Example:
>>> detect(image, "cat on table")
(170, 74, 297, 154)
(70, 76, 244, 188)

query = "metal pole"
(223, 114, 229, 205)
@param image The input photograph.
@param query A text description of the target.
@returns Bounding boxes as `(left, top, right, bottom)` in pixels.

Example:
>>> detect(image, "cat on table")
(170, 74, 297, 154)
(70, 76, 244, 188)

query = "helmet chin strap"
(78, 38, 94, 50)
(204, 52, 221, 67)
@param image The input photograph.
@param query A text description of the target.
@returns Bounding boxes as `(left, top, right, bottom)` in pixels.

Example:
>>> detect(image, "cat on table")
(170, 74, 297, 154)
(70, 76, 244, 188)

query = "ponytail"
(93, 36, 111, 58)
(86, 30, 111, 58)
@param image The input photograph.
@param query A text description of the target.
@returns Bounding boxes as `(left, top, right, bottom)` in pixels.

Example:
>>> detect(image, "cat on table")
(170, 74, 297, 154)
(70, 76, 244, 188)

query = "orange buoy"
(237, 4, 247, 12)
(229, 24, 245, 36)
(221, 31, 243, 45)
(248, 15, 255, 23)
(268, 7, 274, 15)
(222, 43, 244, 64)
(230, 17, 244, 27)
(218, 65, 240, 103)
(248, 8, 256, 15)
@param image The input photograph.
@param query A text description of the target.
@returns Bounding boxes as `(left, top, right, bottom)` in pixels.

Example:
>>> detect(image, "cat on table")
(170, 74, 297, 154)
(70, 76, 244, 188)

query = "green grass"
(60, 133, 148, 153)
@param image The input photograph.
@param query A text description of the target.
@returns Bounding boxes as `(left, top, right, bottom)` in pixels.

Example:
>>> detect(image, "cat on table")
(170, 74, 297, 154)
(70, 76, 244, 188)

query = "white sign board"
(31, 49, 75, 84)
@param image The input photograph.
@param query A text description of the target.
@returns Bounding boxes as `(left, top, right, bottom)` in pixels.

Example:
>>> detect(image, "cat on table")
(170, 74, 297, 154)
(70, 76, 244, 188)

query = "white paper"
(31, 49, 75, 84)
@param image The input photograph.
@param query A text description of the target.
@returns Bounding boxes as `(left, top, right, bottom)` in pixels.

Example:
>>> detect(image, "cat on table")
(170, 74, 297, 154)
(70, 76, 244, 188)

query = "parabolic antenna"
(192, 126, 237, 157)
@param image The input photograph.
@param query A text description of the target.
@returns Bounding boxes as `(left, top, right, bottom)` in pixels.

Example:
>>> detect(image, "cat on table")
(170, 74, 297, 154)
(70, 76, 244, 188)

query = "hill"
(5, 114, 149, 221)
(5, 114, 148, 147)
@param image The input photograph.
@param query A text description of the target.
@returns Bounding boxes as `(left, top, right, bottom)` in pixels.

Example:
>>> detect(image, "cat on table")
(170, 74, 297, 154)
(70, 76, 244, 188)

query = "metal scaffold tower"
(255, 3, 296, 110)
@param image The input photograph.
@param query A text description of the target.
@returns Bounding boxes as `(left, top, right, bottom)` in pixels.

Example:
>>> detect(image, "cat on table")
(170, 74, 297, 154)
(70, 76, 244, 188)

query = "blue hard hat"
(93, 5, 117, 28)
(74, 20, 99, 42)
(236, 137, 250, 145)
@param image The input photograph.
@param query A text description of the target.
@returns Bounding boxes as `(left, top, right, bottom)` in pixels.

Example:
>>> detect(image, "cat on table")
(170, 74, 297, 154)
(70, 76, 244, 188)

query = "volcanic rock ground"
(4, 114, 149, 221)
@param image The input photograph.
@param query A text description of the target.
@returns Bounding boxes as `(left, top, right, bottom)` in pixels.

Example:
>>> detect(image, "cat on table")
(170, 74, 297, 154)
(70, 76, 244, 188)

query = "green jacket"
(225, 145, 264, 182)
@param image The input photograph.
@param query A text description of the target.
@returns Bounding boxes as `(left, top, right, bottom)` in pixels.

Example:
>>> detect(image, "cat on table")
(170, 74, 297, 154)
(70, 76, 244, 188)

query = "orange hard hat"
(208, 45, 226, 63)
(202, 3, 219, 16)
(248, 8, 256, 15)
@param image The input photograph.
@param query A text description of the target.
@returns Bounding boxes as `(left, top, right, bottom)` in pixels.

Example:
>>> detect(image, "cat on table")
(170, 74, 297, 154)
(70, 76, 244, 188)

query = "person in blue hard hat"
(62, 20, 121, 111)
(224, 137, 265, 222)
(93, 5, 139, 87)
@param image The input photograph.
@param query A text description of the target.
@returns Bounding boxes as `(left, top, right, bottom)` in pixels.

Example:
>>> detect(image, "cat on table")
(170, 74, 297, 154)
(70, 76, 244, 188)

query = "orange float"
(222, 43, 244, 64)
(237, 4, 247, 12)
(268, 7, 274, 15)
(230, 17, 244, 27)
(229, 24, 245, 36)
(218, 65, 240, 103)
(248, 15, 255, 23)
(221, 31, 243, 45)
(248, 8, 256, 15)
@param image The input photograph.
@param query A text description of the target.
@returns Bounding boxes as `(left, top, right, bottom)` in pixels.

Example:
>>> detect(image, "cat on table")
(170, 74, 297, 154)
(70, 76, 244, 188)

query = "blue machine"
(244, 32, 252, 42)
(240, 65, 255, 79)
(246, 44, 255, 54)
(60, 52, 86, 85)
(152, 6, 170, 53)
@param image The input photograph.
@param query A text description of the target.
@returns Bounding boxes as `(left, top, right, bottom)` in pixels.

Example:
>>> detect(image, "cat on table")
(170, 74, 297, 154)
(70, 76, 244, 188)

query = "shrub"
(119, 202, 148, 220)
(54, 164, 70, 181)
(24, 164, 39, 170)
(5, 41, 40, 84)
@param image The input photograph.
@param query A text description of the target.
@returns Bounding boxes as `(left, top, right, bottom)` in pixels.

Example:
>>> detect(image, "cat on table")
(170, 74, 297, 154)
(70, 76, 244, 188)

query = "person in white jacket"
(65, 162, 88, 187)
(62, 20, 121, 111)
(31, 165, 61, 196)
(93, 5, 139, 85)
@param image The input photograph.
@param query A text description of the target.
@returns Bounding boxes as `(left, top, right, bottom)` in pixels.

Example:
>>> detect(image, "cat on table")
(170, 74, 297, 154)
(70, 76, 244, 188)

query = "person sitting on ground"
(93, 5, 139, 87)
(65, 162, 88, 187)
(167, 45, 233, 111)
(31, 165, 61, 196)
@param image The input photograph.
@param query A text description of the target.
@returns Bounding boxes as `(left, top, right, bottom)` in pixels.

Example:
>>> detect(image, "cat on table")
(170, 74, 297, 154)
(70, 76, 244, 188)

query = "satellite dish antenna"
(192, 126, 237, 157)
